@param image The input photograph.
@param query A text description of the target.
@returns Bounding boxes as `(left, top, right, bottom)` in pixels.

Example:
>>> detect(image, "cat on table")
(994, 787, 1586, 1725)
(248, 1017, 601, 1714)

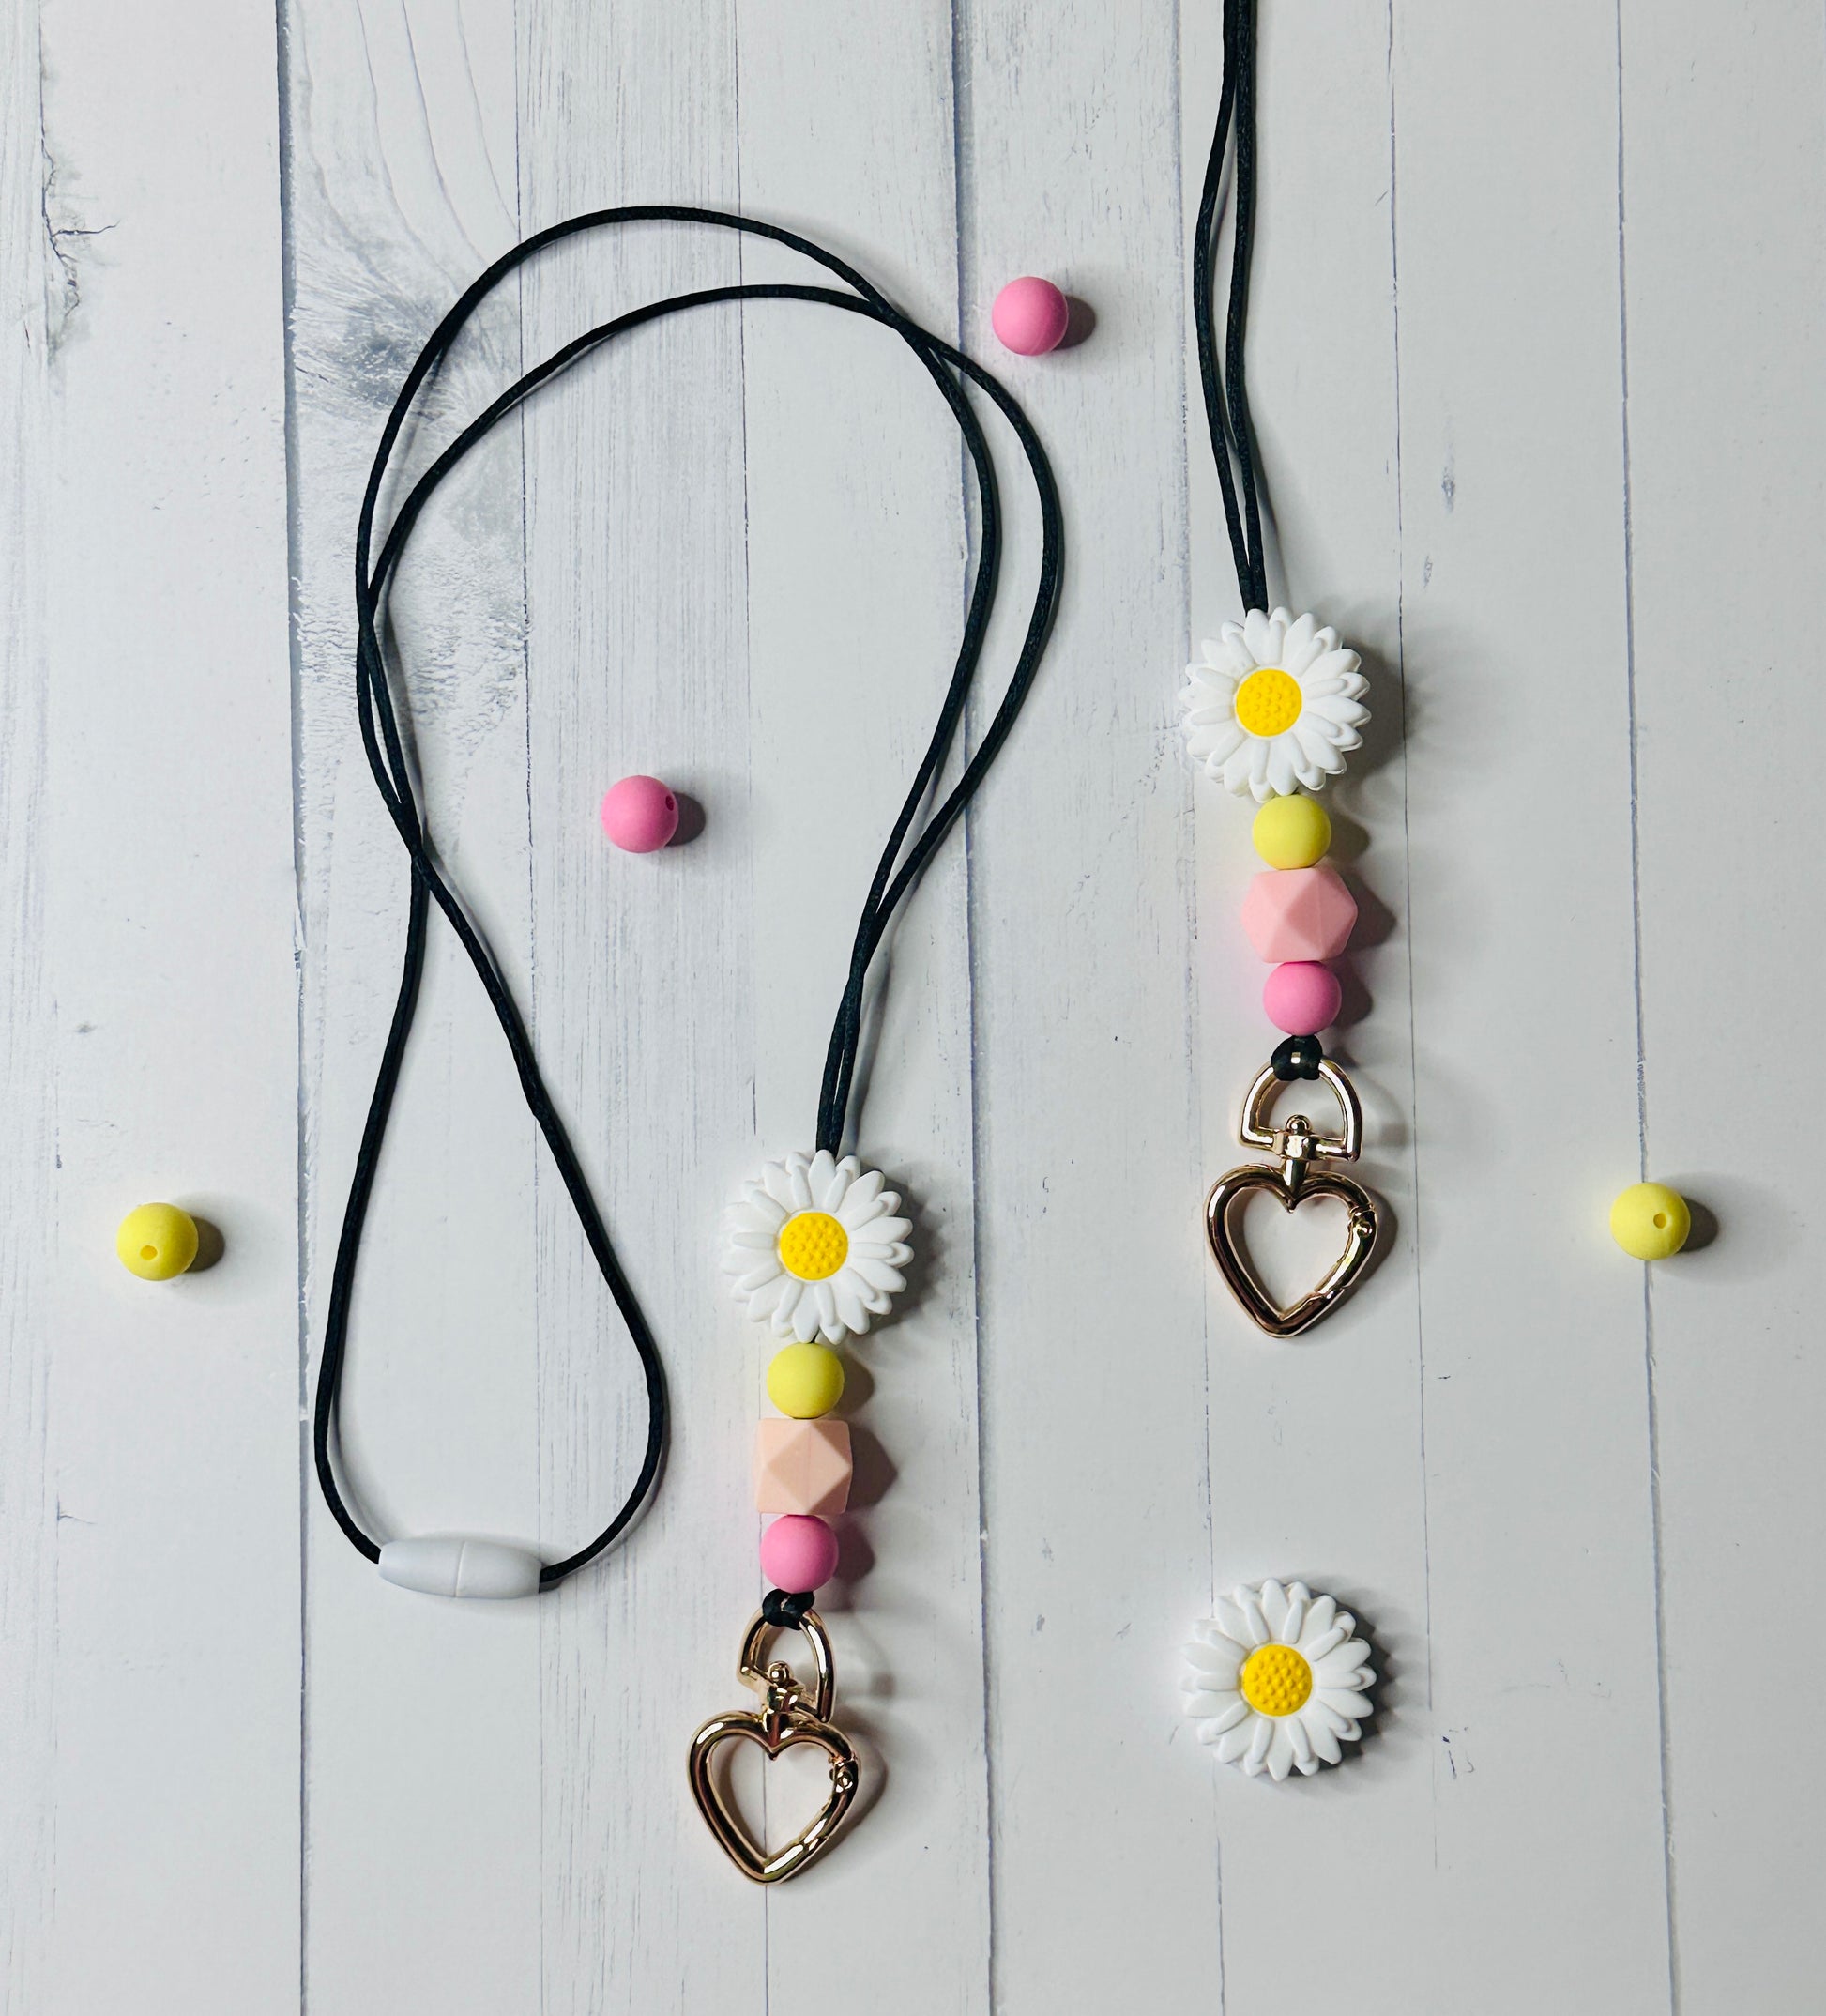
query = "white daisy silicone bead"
(721, 1149, 913, 1345)
(1180, 606, 1369, 803)
(1181, 1579, 1376, 1781)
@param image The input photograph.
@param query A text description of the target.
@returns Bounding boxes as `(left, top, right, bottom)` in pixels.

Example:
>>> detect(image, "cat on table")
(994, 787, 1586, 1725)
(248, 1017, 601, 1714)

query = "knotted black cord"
(1194, 0, 1266, 611)
(314, 207, 1063, 1588)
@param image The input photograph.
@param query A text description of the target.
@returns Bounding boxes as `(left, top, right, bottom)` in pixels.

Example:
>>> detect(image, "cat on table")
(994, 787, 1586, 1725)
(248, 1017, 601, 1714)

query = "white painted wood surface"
(3, 1, 1821, 2008)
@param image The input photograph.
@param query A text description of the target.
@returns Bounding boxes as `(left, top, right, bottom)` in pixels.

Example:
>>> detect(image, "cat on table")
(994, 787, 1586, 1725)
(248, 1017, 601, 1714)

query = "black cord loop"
(313, 207, 1063, 1588)
(761, 1588, 816, 1630)
(1195, 0, 1267, 612)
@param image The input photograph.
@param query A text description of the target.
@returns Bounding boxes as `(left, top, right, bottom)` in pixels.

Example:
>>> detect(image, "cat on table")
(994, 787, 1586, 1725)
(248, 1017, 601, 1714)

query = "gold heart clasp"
(1206, 1056, 1379, 1338)
(688, 1607, 860, 1884)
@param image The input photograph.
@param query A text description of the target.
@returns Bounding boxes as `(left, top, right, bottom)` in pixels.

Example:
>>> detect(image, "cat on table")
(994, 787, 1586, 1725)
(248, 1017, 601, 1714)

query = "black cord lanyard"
(1195, 0, 1265, 611)
(313, 206, 1063, 1590)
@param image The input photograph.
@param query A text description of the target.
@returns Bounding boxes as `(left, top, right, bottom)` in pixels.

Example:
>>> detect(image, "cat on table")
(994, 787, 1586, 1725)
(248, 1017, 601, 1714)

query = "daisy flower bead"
(1182, 1579, 1376, 1780)
(1180, 607, 1369, 802)
(722, 1150, 913, 1345)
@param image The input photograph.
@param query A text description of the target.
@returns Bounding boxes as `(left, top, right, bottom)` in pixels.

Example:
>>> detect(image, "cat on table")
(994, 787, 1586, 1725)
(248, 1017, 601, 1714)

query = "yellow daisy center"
(777, 1210, 849, 1281)
(1234, 666, 1303, 738)
(1239, 1642, 1314, 1717)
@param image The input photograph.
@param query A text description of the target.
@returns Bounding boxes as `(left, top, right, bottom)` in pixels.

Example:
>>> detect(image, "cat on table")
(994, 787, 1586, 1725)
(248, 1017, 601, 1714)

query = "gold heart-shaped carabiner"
(1206, 1162, 1378, 1337)
(688, 1608, 860, 1884)
(1205, 1057, 1380, 1338)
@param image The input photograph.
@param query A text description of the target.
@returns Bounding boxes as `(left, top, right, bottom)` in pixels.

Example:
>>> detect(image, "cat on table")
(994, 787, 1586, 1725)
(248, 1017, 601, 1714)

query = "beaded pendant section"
(694, 1149, 913, 1882)
(1181, 609, 1380, 1336)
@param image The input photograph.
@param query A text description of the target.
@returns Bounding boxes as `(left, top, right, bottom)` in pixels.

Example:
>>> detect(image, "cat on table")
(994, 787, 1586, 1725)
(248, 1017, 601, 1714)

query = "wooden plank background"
(2, 0, 1820, 2009)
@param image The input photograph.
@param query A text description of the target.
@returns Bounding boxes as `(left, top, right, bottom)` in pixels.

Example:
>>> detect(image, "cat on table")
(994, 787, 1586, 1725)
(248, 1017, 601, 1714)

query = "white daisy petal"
(1214, 626, 1255, 676)
(1205, 1697, 1250, 1734)
(850, 1257, 905, 1294)
(1244, 1715, 1275, 1773)
(1265, 740, 1301, 798)
(790, 1296, 822, 1345)
(1281, 612, 1319, 669)
(1239, 1592, 1271, 1647)
(742, 1184, 789, 1226)
(1214, 1720, 1255, 1764)
(785, 1164, 814, 1213)
(1286, 1717, 1315, 1770)
(1213, 1597, 1253, 1646)
(1301, 1626, 1347, 1664)
(1184, 1689, 1240, 1719)
(1265, 1724, 1296, 1782)
(1280, 1590, 1308, 1646)
(1308, 1718, 1343, 1766)
(1241, 608, 1277, 663)
(1298, 1596, 1338, 1647)
(1318, 1688, 1372, 1722)
(1312, 1642, 1372, 1683)
(1194, 1624, 1251, 1662)
(1183, 1641, 1238, 1675)
(745, 1275, 788, 1319)
(1257, 1580, 1290, 1640)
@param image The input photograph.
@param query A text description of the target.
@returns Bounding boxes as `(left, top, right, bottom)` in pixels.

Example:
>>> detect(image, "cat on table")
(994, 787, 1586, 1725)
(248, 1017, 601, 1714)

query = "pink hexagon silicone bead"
(1240, 863, 1358, 964)
(754, 1417, 853, 1519)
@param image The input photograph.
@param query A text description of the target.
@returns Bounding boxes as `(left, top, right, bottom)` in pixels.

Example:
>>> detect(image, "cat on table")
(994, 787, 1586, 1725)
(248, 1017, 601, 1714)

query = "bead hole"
(1652, 1213, 1667, 1229)
(140, 1245, 158, 1260)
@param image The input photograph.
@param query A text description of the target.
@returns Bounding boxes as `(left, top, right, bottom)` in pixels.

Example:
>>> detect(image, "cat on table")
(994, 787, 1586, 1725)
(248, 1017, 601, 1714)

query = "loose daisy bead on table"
(722, 1149, 913, 1344)
(1183, 1580, 1376, 1780)
(1180, 607, 1369, 802)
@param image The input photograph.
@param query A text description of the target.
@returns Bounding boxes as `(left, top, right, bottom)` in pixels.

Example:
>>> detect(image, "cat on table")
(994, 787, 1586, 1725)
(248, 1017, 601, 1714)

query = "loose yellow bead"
(1252, 792, 1331, 870)
(767, 1342, 845, 1419)
(1608, 1182, 1690, 1260)
(116, 1202, 200, 1280)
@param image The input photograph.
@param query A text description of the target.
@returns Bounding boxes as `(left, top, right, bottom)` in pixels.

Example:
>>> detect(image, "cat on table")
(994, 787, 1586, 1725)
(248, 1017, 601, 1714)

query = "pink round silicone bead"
(991, 276, 1070, 357)
(759, 1513, 839, 1593)
(1263, 960, 1343, 1036)
(600, 774, 679, 853)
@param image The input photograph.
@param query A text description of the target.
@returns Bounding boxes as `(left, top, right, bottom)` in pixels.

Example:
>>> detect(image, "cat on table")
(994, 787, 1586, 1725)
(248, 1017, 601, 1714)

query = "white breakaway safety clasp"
(377, 1536, 543, 1599)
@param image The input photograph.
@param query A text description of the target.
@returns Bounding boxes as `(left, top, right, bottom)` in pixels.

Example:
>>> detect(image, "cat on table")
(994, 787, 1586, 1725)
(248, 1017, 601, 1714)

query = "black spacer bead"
(761, 1586, 815, 1629)
(1271, 1033, 1325, 1081)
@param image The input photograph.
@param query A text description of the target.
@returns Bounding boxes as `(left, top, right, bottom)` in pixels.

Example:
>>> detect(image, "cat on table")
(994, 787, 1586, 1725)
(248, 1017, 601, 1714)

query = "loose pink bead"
(992, 276, 1070, 357)
(600, 774, 679, 852)
(1263, 959, 1343, 1036)
(759, 1512, 839, 1593)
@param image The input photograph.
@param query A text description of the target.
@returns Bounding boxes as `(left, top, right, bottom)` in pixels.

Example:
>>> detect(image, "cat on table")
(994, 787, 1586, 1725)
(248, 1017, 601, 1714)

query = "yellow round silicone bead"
(767, 1342, 845, 1420)
(116, 1202, 199, 1281)
(1608, 1182, 1690, 1260)
(1252, 792, 1331, 870)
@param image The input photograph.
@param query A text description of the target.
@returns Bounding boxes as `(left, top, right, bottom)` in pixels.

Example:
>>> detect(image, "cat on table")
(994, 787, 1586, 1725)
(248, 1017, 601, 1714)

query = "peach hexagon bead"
(1240, 863, 1358, 964)
(754, 1417, 853, 1519)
